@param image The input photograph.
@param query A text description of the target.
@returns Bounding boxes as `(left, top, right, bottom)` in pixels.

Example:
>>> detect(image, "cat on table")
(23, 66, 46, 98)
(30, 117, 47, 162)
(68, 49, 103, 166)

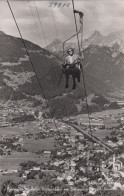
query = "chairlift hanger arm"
(62, 9, 84, 58)
(62, 28, 82, 57)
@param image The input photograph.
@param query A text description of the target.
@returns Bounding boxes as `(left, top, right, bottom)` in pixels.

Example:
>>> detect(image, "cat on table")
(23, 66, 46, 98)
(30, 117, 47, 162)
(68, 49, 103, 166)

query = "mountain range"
(0, 31, 123, 118)
(83, 44, 124, 90)
(46, 30, 124, 55)
(83, 30, 124, 52)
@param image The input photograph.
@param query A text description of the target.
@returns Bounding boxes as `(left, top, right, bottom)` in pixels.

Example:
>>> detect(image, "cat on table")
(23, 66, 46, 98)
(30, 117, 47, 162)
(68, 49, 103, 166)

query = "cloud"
(51, 7, 70, 24)
(72, 0, 124, 37)
(0, 0, 124, 47)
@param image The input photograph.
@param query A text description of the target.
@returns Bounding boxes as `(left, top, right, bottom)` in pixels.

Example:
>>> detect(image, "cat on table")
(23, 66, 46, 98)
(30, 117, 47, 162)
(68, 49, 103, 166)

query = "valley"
(0, 105, 124, 195)
(0, 30, 124, 195)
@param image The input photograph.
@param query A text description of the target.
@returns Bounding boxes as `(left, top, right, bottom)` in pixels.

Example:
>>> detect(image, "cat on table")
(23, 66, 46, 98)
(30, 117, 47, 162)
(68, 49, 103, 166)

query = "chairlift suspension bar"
(62, 10, 83, 58)
(62, 8, 84, 58)
(73, 9, 84, 57)
(72, 1, 81, 55)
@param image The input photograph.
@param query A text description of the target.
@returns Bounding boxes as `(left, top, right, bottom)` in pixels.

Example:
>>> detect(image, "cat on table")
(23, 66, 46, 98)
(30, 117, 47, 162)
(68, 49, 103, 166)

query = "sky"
(0, 0, 124, 47)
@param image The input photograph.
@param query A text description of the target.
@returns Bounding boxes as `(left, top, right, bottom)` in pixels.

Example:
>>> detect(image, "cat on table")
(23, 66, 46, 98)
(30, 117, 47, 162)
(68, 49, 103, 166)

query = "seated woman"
(62, 48, 82, 89)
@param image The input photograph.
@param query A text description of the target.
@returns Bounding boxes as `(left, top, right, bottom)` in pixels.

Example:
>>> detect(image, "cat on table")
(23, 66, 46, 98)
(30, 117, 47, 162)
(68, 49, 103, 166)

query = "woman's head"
(67, 48, 74, 55)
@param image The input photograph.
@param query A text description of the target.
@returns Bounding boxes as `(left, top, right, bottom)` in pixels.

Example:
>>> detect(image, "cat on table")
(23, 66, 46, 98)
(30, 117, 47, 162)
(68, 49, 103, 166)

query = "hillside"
(83, 44, 124, 89)
(0, 31, 121, 118)
(0, 31, 63, 99)
(0, 31, 111, 98)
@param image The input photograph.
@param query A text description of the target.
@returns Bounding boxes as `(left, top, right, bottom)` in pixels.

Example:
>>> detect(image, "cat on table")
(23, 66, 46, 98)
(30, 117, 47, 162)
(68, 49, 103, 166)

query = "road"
(62, 120, 114, 153)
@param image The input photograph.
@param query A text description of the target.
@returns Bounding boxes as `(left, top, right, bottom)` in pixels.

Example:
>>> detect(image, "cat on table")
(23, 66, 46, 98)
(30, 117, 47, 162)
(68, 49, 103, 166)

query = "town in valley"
(0, 99, 124, 196)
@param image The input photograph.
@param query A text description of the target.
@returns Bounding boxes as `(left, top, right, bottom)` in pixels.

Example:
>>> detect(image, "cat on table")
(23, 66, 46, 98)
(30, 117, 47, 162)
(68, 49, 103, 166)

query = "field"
(0, 121, 45, 137)
(0, 122, 55, 173)
(24, 137, 55, 152)
(0, 151, 43, 170)
(72, 108, 124, 123)
(89, 108, 124, 119)
(93, 129, 113, 138)
(0, 126, 24, 137)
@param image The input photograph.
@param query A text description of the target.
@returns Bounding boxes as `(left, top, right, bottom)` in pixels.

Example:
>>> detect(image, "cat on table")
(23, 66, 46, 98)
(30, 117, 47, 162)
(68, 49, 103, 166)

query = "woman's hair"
(67, 48, 74, 54)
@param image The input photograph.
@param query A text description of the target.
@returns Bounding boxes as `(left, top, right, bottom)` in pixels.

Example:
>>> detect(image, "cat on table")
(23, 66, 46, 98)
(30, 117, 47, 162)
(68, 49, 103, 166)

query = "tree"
(1, 182, 7, 196)
(27, 171, 38, 180)
(1, 180, 17, 196)
(108, 102, 119, 109)
(20, 161, 39, 170)
(0, 149, 3, 155)
(63, 179, 68, 184)
(75, 135, 79, 140)
(39, 172, 46, 179)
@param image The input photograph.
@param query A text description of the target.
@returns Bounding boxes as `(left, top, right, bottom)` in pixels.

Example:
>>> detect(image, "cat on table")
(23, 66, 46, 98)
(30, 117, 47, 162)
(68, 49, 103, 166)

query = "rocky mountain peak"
(0, 31, 5, 36)
(90, 30, 102, 38)
(112, 41, 121, 51)
(51, 39, 62, 45)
